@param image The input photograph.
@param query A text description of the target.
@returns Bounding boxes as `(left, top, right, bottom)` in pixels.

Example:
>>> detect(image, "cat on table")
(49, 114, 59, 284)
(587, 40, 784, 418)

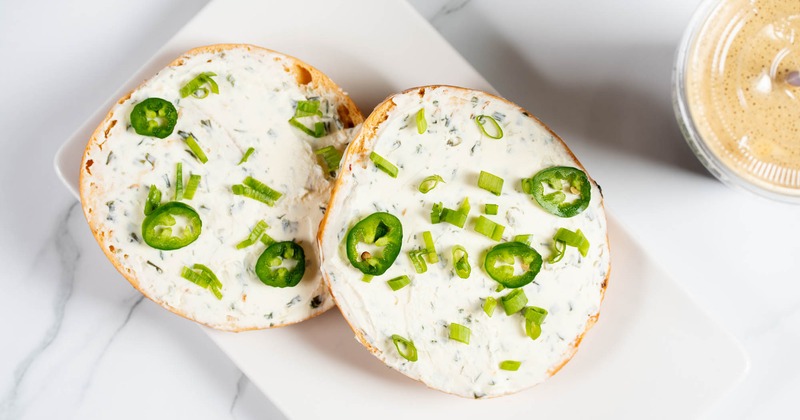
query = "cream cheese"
(320, 86, 609, 398)
(82, 46, 357, 330)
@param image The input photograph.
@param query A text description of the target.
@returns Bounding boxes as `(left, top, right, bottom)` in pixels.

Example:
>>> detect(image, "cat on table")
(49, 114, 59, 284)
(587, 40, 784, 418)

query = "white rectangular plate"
(55, 0, 747, 418)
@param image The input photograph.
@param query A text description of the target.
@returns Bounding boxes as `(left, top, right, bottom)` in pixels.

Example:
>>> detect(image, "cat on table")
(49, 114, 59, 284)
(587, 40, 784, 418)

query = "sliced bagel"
(80, 44, 363, 331)
(318, 86, 609, 398)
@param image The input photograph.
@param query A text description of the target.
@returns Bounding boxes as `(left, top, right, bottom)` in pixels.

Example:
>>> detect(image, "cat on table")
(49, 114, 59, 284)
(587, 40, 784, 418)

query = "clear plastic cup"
(673, 0, 800, 203)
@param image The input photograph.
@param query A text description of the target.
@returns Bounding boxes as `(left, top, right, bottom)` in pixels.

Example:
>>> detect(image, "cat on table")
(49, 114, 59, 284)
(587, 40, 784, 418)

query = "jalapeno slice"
(130, 98, 178, 139)
(255, 241, 306, 288)
(483, 242, 543, 288)
(527, 166, 591, 218)
(346, 212, 403, 276)
(141, 202, 202, 250)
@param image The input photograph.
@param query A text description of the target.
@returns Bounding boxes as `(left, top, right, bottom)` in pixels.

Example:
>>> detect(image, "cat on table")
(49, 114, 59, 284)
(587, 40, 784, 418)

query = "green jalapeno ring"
(345, 212, 403, 276)
(130, 98, 178, 139)
(483, 242, 543, 288)
(529, 166, 591, 218)
(255, 241, 306, 288)
(141, 201, 202, 250)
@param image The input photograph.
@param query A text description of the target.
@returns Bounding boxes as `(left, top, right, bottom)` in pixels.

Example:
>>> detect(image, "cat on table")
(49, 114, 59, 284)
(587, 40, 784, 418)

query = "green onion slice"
(315, 145, 343, 175)
(295, 100, 323, 117)
(369, 152, 398, 178)
(500, 289, 528, 315)
(478, 171, 504, 196)
(238, 147, 255, 165)
(144, 185, 162, 215)
(484, 203, 498, 215)
(499, 360, 521, 371)
(513, 234, 533, 245)
(523, 306, 548, 340)
(184, 174, 201, 200)
(232, 176, 283, 206)
(181, 263, 223, 299)
(431, 202, 444, 224)
(289, 117, 326, 138)
(180, 72, 219, 99)
(415, 108, 427, 134)
(418, 175, 444, 194)
(362, 274, 374, 283)
(452, 245, 471, 279)
(475, 115, 503, 139)
(408, 250, 428, 274)
(449, 323, 471, 344)
(236, 220, 269, 249)
(432, 198, 470, 228)
(553, 228, 590, 258)
(483, 296, 497, 317)
(183, 133, 208, 164)
(260, 233, 276, 246)
(174, 163, 184, 201)
(387, 275, 411, 291)
(391, 334, 418, 362)
(422, 231, 438, 263)
(549, 240, 567, 263)
(473, 215, 505, 241)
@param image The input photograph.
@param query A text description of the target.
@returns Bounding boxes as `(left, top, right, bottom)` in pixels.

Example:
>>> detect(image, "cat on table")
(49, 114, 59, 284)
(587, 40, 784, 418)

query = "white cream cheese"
(82, 46, 357, 330)
(320, 86, 610, 398)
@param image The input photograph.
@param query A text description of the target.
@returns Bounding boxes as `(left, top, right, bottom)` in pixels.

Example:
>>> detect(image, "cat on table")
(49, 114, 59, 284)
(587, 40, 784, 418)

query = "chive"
(362, 274, 374, 283)
(418, 174, 444, 194)
(473, 216, 505, 241)
(174, 163, 184, 201)
(475, 115, 503, 139)
(499, 360, 521, 371)
(431, 202, 444, 224)
(415, 108, 427, 134)
(449, 323, 471, 344)
(184, 134, 208, 163)
(369, 152, 398, 178)
(144, 185, 161, 215)
(483, 297, 497, 317)
(289, 117, 326, 138)
(236, 220, 269, 249)
(478, 171, 504, 196)
(315, 146, 342, 175)
(500, 289, 528, 315)
(523, 306, 548, 340)
(551, 228, 590, 260)
(238, 147, 255, 165)
(422, 231, 438, 263)
(408, 250, 428, 274)
(391, 334, 418, 362)
(184, 174, 201, 199)
(180, 72, 219, 99)
(387, 275, 411, 291)
(513, 234, 533, 245)
(452, 245, 471, 279)
(484, 203, 498, 215)
(295, 100, 323, 117)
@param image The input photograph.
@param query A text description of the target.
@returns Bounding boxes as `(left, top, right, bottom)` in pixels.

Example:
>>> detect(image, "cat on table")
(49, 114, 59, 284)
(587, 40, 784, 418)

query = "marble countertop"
(2, 0, 799, 418)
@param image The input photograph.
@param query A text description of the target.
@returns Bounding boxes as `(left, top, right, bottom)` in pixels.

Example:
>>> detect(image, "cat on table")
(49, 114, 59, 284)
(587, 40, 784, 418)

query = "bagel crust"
(318, 86, 610, 398)
(80, 44, 363, 331)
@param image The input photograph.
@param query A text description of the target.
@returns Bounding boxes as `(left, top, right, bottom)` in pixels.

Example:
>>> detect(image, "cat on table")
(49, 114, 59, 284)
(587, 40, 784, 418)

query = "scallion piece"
(495, 284, 506, 292)
(431, 202, 444, 224)
(236, 220, 269, 249)
(315, 146, 343, 175)
(473, 216, 505, 241)
(499, 360, 521, 371)
(449, 323, 471, 344)
(244, 176, 282, 201)
(458, 196, 471, 214)
(418, 174, 444, 194)
(184, 134, 208, 164)
(174, 163, 184, 201)
(260, 233, 276, 246)
(408, 250, 428, 274)
(415, 108, 427, 134)
(295, 100, 323, 117)
(452, 245, 470, 279)
(232, 176, 283, 206)
(553, 228, 590, 257)
(289, 117, 326, 138)
(362, 274, 374, 283)
(485, 203, 498, 215)
(181, 264, 223, 299)
(549, 240, 567, 263)
(523, 306, 548, 340)
(422, 231, 438, 263)
(238, 147, 255, 165)
(369, 152, 398, 178)
(478, 171, 504, 196)
(387, 275, 411, 291)
(144, 185, 161, 215)
(180, 72, 219, 99)
(475, 114, 503, 139)
(440, 208, 467, 228)
(184, 174, 201, 199)
(500, 289, 528, 315)
(513, 234, 533, 245)
(391, 334, 418, 362)
(483, 297, 497, 317)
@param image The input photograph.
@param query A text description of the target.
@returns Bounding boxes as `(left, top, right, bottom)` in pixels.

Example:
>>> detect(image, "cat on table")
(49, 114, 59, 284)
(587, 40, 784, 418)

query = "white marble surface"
(1, 0, 799, 418)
